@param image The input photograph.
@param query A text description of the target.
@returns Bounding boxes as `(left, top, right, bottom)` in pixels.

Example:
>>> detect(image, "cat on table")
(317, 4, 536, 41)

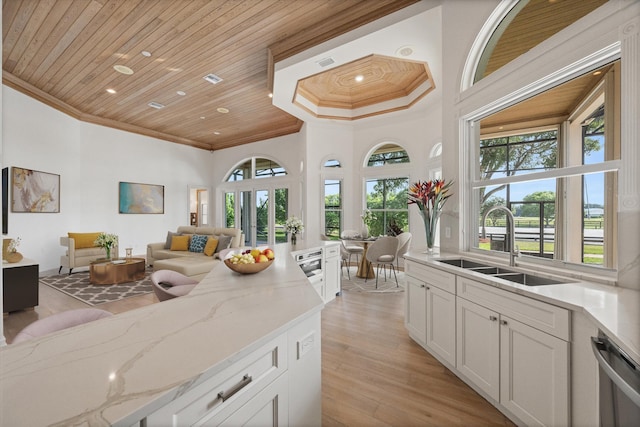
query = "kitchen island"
(0, 243, 324, 426)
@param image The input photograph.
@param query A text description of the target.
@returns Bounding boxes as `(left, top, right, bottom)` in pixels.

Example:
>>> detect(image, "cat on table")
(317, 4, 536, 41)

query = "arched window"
(323, 159, 341, 168)
(464, 0, 607, 88)
(226, 157, 287, 182)
(364, 143, 410, 236)
(222, 157, 290, 247)
(366, 143, 409, 167)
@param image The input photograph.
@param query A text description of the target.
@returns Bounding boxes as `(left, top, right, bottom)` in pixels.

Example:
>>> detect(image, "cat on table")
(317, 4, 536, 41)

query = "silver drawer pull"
(218, 374, 252, 403)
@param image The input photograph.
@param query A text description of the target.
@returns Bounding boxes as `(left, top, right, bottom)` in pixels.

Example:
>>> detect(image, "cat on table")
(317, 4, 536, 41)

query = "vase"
(6, 251, 23, 263)
(361, 224, 369, 239)
(422, 210, 440, 254)
(291, 234, 297, 245)
(105, 246, 111, 260)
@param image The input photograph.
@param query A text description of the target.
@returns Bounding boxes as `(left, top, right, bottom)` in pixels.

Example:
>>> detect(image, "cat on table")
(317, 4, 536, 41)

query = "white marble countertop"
(0, 244, 324, 426)
(405, 250, 640, 363)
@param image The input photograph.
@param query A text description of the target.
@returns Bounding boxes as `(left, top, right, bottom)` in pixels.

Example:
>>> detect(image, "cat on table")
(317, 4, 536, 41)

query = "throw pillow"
(170, 235, 189, 251)
(203, 237, 219, 257)
(189, 234, 209, 253)
(68, 232, 102, 249)
(214, 235, 233, 255)
(164, 231, 181, 249)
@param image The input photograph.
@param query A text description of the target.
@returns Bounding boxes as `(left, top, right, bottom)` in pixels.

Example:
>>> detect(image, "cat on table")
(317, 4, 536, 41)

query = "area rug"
(40, 269, 154, 306)
(340, 267, 405, 293)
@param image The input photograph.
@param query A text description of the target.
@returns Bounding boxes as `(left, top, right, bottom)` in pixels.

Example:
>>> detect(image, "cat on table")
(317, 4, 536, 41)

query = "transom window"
(226, 157, 287, 181)
(367, 144, 409, 166)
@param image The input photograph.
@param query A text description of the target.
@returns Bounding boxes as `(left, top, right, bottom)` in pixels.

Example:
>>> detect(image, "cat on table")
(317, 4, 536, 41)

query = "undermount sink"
(438, 259, 489, 269)
(436, 258, 567, 286)
(492, 273, 567, 286)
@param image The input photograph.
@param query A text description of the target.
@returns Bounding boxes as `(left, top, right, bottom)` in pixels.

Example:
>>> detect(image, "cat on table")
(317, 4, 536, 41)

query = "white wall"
(2, 86, 214, 273)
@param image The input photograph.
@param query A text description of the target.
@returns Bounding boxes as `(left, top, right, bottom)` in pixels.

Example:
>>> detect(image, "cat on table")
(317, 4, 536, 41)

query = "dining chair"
(395, 232, 412, 269)
(365, 236, 399, 288)
(339, 230, 365, 267)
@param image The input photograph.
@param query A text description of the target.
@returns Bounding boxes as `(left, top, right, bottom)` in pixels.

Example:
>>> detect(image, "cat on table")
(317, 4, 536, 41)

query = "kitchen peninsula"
(0, 243, 324, 426)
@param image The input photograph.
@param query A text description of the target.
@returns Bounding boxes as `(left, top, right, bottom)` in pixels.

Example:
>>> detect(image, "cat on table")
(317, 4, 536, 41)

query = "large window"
(473, 62, 619, 269)
(324, 179, 342, 239)
(365, 177, 409, 237)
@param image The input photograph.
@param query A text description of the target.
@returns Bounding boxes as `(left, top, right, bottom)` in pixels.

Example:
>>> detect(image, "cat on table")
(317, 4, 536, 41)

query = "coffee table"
(89, 258, 146, 285)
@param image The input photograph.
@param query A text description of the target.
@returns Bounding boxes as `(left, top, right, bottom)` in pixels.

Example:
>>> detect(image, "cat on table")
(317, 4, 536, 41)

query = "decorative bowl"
(224, 258, 274, 274)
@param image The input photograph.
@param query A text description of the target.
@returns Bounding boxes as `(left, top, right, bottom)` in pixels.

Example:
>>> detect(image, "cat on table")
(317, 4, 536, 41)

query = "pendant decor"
(408, 179, 454, 254)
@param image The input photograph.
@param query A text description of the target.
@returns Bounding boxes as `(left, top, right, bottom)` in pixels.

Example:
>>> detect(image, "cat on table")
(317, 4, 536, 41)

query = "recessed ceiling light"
(113, 65, 134, 75)
(200, 116, 206, 119)
(176, 90, 186, 96)
(106, 88, 116, 94)
(204, 73, 223, 84)
(593, 70, 602, 75)
(141, 51, 151, 57)
(396, 45, 415, 57)
(355, 75, 364, 82)
(148, 101, 165, 109)
(217, 107, 229, 114)
(268, 93, 273, 98)
(214, 131, 221, 135)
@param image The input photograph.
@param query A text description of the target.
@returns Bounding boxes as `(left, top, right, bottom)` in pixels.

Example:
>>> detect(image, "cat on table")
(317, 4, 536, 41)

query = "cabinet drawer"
(406, 261, 455, 293)
(146, 333, 288, 426)
(457, 278, 569, 340)
(325, 244, 339, 258)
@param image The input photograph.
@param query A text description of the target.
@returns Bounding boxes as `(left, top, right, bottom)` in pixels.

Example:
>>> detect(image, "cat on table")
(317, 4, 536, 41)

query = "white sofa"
(59, 233, 118, 275)
(147, 226, 243, 280)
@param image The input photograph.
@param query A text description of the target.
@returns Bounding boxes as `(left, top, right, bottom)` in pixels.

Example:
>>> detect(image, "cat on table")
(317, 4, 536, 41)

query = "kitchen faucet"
(481, 205, 520, 267)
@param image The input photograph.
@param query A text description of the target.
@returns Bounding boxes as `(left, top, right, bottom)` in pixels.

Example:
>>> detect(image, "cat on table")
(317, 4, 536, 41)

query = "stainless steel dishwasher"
(591, 334, 640, 427)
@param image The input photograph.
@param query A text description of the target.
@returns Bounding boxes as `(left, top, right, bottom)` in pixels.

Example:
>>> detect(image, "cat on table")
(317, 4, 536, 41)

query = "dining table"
(342, 237, 379, 279)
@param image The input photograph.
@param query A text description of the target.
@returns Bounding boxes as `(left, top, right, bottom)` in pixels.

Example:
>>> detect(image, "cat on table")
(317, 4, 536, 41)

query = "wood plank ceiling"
(2, 0, 418, 151)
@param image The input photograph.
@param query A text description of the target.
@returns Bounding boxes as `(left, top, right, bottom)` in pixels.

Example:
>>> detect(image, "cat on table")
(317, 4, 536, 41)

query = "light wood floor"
(4, 278, 514, 426)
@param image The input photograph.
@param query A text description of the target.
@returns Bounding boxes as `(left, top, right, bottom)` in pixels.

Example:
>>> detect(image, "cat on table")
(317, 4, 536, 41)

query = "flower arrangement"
(408, 179, 453, 252)
(8, 237, 21, 253)
(285, 216, 304, 234)
(94, 233, 118, 259)
(285, 216, 304, 244)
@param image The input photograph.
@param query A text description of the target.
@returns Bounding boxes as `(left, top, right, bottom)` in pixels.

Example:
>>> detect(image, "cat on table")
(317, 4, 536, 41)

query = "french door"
(224, 187, 289, 247)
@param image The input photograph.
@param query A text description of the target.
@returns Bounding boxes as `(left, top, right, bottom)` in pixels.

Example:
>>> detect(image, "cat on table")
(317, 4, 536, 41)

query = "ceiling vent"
(148, 101, 165, 109)
(203, 73, 223, 84)
(317, 57, 335, 67)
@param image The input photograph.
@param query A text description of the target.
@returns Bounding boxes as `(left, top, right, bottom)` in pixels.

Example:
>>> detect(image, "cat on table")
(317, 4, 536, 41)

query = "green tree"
(521, 191, 556, 225)
(479, 131, 601, 205)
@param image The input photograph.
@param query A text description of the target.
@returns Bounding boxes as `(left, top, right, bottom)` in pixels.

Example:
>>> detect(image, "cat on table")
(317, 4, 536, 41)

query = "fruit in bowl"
(224, 247, 275, 274)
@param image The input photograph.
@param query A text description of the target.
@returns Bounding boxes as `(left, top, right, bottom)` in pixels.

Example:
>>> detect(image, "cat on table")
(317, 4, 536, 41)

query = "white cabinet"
(405, 274, 427, 345)
(323, 244, 341, 303)
(456, 297, 500, 401)
(456, 279, 569, 427)
(405, 261, 456, 366)
(145, 312, 321, 427)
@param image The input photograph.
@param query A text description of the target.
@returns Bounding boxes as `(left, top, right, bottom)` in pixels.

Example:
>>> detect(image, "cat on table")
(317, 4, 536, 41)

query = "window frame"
(462, 60, 621, 277)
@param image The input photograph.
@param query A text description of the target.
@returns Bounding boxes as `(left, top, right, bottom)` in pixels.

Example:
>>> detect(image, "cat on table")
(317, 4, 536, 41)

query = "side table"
(3, 257, 39, 313)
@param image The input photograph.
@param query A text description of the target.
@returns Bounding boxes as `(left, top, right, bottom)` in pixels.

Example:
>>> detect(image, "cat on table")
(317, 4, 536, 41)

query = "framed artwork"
(11, 167, 60, 213)
(119, 182, 164, 214)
